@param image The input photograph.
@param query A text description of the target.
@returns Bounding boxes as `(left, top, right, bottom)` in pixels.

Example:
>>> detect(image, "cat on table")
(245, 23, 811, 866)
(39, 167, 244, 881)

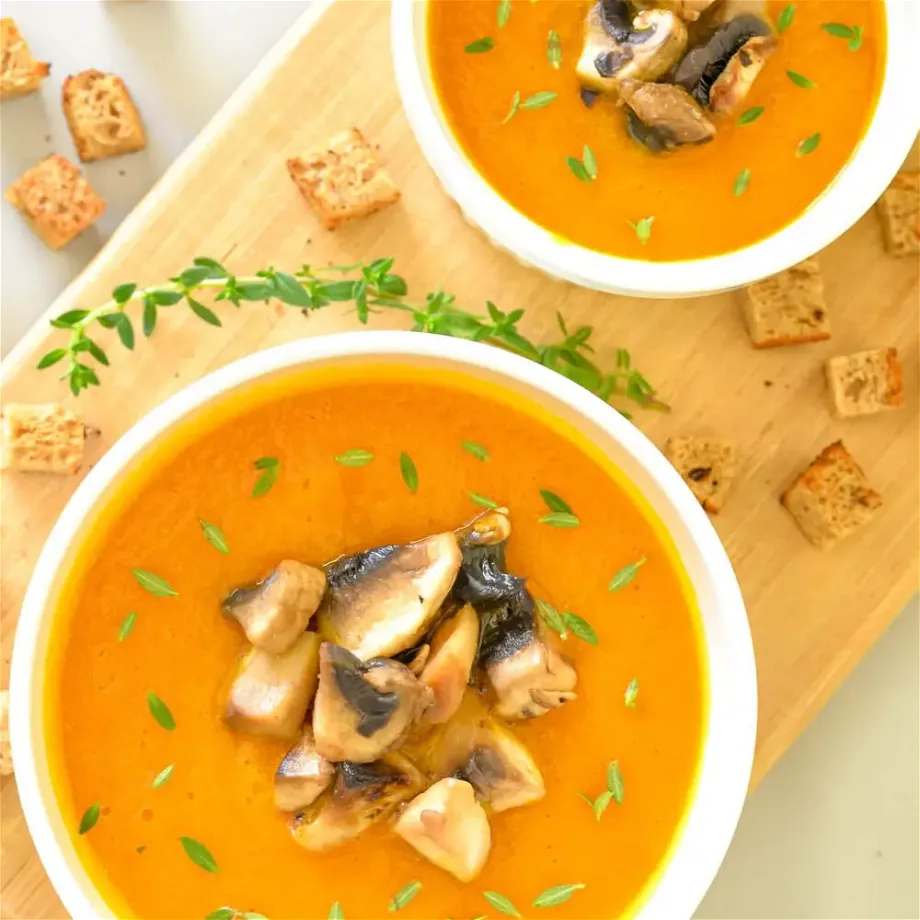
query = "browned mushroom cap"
(708, 34, 775, 114)
(577, 2, 688, 93)
(317, 534, 462, 661)
(659, 0, 720, 22)
(420, 604, 480, 725)
(312, 643, 433, 762)
(223, 631, 321, 740)
(619, 80, 716, 151)
(274, 726, 335, 812)
(393, 778, 491, 882)
(223, 560, 326, 655)
(289, 753, 425, 851)
(455, 508, 511, 548)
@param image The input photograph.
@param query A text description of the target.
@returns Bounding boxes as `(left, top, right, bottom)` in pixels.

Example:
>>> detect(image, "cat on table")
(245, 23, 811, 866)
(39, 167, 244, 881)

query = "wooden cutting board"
(1, 2, 917, 916)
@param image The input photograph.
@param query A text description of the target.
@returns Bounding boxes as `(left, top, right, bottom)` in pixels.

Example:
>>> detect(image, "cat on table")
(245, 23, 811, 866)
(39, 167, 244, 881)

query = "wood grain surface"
(1, 3, 917, 917)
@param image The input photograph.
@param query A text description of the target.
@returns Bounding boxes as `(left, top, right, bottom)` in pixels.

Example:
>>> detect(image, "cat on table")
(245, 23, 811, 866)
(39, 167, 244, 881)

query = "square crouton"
(664, 436, 736, 513)
(287, 127, 400, 230)
(743, 258, 830, 348)
(0, 18, 50, 100)
(876, 172, 919, 258)
(826, 347, 904, 418)
(1, 403, 85, 474)
(0, 690, 11, 776)
(62, 69, 146, 162)
(5, 154, 105, 249)
(781, 441, 881, 549)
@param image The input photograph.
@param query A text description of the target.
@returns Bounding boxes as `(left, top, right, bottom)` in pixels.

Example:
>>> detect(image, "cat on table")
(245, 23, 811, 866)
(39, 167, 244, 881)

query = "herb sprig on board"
(37, 257, 668, 418)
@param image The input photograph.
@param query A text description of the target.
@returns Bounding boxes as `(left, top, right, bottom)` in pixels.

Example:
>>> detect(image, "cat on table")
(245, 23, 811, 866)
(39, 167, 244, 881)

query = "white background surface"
(1, 3, 918, 918)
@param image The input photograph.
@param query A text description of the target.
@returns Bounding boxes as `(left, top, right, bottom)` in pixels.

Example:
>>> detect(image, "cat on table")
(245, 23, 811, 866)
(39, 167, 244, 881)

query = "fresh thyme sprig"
(38, 256, 668, 415)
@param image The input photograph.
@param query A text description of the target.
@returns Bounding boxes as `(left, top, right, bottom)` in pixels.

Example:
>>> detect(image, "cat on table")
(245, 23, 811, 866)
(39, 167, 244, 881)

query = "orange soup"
(428, 0, 885, 261)
(48, 368, 705, 919)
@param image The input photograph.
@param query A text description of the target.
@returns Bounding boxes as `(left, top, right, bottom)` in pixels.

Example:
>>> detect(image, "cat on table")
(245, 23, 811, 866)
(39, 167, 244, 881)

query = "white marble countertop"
(1, 3, 917, 918)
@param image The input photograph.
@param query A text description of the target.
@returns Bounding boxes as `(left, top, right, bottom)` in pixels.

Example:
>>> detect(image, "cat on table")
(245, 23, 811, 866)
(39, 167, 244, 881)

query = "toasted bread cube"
(825, 348, 904, 419)
(781, 441, 881, 549)
(876, 172, 919, 257)
(664, 436, 736, 513)
(0, 18, 50, 100)
(287, 127, 400, 230)
(5, 154, 105, 249)
(743, 259, 830, 348)
(1, 403, 85, 474)
(0, 690, 11, 776)
(62, 69, 146, 162)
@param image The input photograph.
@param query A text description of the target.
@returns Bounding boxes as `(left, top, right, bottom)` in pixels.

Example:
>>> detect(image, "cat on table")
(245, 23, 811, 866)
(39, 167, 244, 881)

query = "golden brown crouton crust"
(1, 403, 85, 474)
(287, 127, 400, 230)
(0, 18, 50, 100)
(4, 154, 105, 249)
(876, 172, 919, 257)
(62, 69, 147, 162)
(664, 435, 736, 514)
(781, 441, 882, 549)
(825, 347, 905, 418)
(743, 259, 830, 348)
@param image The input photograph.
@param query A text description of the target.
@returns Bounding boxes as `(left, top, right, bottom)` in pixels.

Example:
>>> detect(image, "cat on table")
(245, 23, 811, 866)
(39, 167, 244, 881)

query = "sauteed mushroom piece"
(658, 0, 720, 22)
(312, 643, 433, 762)
(274, 726, 335, 812)
(620, 80, 716, 151)
(394, 778, 491, 882)
(577, 1, 688, 93)
(223, 631, 321, 740)
(289, 753, 425, 851)
(708, 34, 775, 113)
(223, 560, 326, 655)
(452, 511, 522, 610)
(420, 604, 480, 724)
(317, 534, 462, 660)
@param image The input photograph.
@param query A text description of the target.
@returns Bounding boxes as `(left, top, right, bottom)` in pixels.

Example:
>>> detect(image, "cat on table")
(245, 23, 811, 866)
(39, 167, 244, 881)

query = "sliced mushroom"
(619, 80, 716, 151)
(274, 726, 335, 812)
(290, 753, 425, 851)
(672, 13, 773, 107)
(393, 778, 491, 882)
(223, 560, 326, 655)
(452, 513, 522, 611)
(577, 2, 688, 93)
(708, 34, 775, 113)
(312, 643, 433, 762)
(420, 604, 480, 724)
(223, 631, 321, 740)
(657, 0, 720, 22)
(405, 643, 430, 676)
(317, 534, 462, 660)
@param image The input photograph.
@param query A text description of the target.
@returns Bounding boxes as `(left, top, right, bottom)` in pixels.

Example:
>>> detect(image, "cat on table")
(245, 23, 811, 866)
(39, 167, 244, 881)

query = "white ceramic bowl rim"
(10, 332, 756, 920)
(392, 0, 920, 297)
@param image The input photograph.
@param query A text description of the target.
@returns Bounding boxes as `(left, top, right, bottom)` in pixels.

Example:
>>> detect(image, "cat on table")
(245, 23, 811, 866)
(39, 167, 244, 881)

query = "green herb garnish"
(547, 29, 561, 68)
(328, 904, 345, 920)
(147, 692, 176, 731)
(465, 37, 495, 53)
(532, 884, 586, 909)
(118, 611, 137, 642)
(540, 489, 572, 514)
(389, 881, 422, 912)
(132, 568, 177, 597)
(624, 677, 639, 708)
(497, 0, 511, 28)
(205, 910, 267, 920)
(776, 2, 795, 32)
(539, 511, 579, 528)
(535, 598, 568, 638)
(252, 456, 280, 497)
(461, 440, 490, 461)
(483, 891, 521, 917)
(469, 491, 499, 510)
(335, 449, 374, 467)
(737, 106, 764, 125)
(786, 70, 815, 89)
(607, 761, 625, 804)
(78, 802, 101, 835)
(733, 167, 752, 197)
(152, 764, 174, 789)
(822, 22, 863, 50)
(399, 452, 418, 492)
(199, 519, 229, 553)
(796, 132, 821, 157)
(628, 216, 655, 245)
(608, 556, 646, 591)
(578, 789, 612, 821)
(567, 145, 597, 182)
(502, 90, 521, 124)
(521, 90, 557, 110)
(562, 612, 598, 645)
(180, 836, 218, 873)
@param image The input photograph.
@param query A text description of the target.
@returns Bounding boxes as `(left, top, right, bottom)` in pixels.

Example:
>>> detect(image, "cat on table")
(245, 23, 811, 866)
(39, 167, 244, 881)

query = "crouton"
(4, 154, 105, 249)
(743, 259, 830, 348)
(287, 127, 400, 230)
(825, 348, 904, 418)
(664, 436, 736, 513)
(62, 69, 146, 162)
(1, 403, 85, 474)
(781, 441, 881, 549)
(0, 690, 11, 776)
(876, 171, 919, 258)
(0, 18, 50, 100)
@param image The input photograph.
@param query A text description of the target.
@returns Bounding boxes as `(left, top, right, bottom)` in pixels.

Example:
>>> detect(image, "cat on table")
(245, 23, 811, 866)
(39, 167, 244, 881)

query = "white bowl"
(10, 332, 756, 919)
(392, 0, 919, 298)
